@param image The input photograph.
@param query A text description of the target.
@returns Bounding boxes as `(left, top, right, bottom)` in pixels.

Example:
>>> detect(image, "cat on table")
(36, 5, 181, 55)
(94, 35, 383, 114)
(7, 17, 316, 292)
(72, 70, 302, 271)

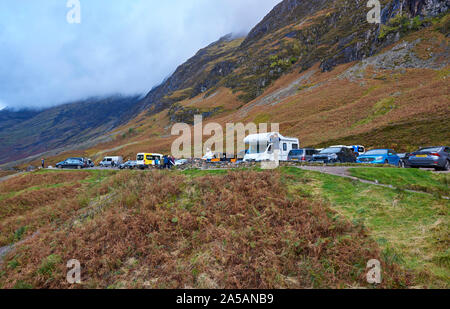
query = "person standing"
(41, 158, 45, 169)
(270, 133, 281, 162)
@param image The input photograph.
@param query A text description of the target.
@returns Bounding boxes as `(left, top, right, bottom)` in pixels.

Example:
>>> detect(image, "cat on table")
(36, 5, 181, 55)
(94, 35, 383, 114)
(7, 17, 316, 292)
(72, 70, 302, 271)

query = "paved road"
(296, 165, 449, 199)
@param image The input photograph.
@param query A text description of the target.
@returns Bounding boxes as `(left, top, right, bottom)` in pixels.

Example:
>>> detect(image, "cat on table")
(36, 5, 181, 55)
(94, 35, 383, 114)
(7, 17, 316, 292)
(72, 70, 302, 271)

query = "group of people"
(160, 155, 175, 169)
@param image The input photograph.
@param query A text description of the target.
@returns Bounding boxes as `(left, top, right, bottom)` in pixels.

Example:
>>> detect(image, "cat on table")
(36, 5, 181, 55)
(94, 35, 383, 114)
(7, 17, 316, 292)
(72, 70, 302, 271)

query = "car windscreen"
(319, 148, 341, 154)
(289, 150, 304, 156)
(418, 147, 441, 153)
(365, 150, 388, 155)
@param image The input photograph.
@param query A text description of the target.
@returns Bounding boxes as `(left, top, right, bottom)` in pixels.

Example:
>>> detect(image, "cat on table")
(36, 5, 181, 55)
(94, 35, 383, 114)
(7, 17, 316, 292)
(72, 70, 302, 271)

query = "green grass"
(349, 168, 450, 197)
(282, 167, 450, 288)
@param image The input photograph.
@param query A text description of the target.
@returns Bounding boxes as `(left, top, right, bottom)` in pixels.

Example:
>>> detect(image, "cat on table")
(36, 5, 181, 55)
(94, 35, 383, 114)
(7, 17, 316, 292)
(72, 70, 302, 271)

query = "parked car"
(312, 147, 356, 163)
(287, 148, 318, 162)
(407, 146, 450, 171)
(397, 153, 409, 168)
(357, 149, 401, 166)
(175, 159, 188, 166)
(77, 158, 94, 168)
(331, 145, 365, 157)
(100, 156, 123, 168)
(56, 158, 85, 169)
(119, 160, 137, 170)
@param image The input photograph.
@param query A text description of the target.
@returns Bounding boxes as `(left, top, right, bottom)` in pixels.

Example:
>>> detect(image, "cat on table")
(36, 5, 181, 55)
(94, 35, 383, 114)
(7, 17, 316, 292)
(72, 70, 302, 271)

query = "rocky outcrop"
(168, 104, 223, 125)
(139, 0, 448, 111)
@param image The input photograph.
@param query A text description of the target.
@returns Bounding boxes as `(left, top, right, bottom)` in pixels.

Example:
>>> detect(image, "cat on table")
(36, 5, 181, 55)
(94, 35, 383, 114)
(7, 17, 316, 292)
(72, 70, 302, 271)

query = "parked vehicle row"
(52, 129, 449, 172)
(285, 145, 449, 171)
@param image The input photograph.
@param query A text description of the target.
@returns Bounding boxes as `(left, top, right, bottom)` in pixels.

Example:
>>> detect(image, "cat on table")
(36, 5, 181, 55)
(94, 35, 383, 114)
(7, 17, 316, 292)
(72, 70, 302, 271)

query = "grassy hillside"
(1, 167, 448, 288)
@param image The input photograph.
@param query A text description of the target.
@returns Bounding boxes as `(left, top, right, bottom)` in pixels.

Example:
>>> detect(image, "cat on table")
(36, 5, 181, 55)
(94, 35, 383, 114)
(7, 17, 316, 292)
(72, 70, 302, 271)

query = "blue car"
(356, 149, 401, 166)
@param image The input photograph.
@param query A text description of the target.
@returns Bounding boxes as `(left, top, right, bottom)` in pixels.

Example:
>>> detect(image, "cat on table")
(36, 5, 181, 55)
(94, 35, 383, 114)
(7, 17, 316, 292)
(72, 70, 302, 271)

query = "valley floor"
(0, 167, 448, 289)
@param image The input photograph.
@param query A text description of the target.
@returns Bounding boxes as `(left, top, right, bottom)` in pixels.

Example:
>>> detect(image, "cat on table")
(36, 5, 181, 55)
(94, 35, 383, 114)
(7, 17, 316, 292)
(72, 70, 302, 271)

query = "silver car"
(407, 146, 450, 171)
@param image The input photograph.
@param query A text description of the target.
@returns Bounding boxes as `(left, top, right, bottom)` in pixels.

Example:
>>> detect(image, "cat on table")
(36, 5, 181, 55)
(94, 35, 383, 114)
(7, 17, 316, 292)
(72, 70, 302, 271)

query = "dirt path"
(0, 172, 22, 184)
(0, 232, 40, 265)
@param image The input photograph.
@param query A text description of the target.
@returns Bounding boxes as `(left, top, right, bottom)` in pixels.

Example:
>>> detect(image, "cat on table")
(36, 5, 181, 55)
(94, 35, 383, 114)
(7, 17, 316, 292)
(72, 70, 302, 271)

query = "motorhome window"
(137, 155, 144, 161)
(283, 143, 287, 151)
(292, 144, 299, 150)
(248, 142, 267, 154)
(107, 158, 112, 162)
(358, 147, 365, 153)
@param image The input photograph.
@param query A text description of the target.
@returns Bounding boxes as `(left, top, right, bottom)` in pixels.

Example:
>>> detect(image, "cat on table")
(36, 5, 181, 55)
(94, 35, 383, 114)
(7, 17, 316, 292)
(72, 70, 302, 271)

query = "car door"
(444, 147, 450, 161)
(387, 150, 396, 165)
(342, 148, 350, 162)
(337, 148, 345, 162)
(348, 148, 356, 162)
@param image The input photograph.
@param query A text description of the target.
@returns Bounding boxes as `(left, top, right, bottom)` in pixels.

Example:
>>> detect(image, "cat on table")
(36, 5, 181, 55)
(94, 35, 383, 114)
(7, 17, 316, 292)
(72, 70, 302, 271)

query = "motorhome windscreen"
(248, 142, 268, 154)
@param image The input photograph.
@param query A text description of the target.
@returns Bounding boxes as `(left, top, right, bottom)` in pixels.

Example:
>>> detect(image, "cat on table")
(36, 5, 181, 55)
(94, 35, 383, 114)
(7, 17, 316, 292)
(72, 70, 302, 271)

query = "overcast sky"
(0, 0, 281, 110)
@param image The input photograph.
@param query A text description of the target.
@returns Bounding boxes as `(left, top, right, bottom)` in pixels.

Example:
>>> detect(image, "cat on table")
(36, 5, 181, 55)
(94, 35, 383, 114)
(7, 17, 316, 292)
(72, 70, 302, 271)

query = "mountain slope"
(140, 0, 449, 108)
(0, 96, 143, 164)
(2, 0, 449, 169)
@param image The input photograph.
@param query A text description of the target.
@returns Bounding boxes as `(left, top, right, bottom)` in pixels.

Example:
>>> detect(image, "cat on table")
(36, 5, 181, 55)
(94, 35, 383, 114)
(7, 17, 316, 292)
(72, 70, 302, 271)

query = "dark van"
(288, 148, 318, 162)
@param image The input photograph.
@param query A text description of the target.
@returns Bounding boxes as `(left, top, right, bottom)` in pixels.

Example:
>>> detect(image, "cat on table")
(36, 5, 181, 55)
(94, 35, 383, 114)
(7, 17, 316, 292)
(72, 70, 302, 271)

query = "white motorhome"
(243, 132, 299, 162)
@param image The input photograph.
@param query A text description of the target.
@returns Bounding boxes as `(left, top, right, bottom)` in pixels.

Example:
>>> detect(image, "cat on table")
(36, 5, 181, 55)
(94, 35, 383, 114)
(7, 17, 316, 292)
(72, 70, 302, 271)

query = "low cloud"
(0, 0, 281, 110)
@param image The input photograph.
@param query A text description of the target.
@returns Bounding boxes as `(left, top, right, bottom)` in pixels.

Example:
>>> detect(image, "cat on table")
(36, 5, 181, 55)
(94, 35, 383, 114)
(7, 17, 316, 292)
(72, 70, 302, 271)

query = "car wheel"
(444, 160, 450, 171)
